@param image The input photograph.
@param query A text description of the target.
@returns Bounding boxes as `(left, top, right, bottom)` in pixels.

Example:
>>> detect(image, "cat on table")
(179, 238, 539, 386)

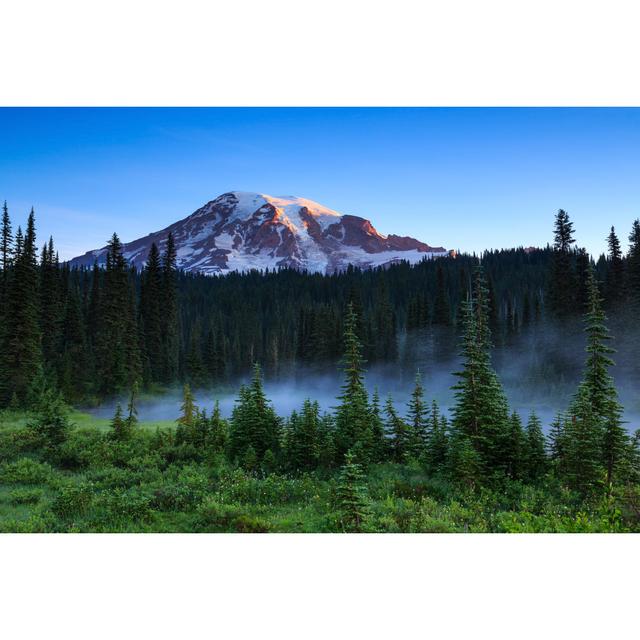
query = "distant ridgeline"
(1, 202, 640, 407)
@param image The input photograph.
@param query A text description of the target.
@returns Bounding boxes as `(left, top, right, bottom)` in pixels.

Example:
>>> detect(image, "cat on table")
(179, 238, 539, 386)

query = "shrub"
(0, 458, 54, 485)
(91, 487, 153, 526)
(8, 487, 44, 505)
(151, 465, 211, 511)
(196, 500, 271, 533)
(51, 483, 94, 519)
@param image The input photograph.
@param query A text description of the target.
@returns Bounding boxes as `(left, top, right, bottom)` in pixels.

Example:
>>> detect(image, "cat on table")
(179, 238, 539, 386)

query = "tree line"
(1, 203, 639, 410)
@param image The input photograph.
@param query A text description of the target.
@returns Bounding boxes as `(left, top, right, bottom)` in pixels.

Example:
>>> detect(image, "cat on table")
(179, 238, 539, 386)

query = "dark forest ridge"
(67, 191, 450, 275)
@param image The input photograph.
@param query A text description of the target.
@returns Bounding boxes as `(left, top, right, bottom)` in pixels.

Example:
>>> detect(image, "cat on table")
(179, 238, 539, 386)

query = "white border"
(2, 1, 639, 637)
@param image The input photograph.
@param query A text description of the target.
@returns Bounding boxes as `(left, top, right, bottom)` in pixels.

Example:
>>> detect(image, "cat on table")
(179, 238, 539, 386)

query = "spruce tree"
(109, 403, 128, 441)
(289, 399, 321, 472)
(548, 209, 576, 317)
(627, 219, 640, 307)
(575, 248, 591, 312)
(547, 413, 567, 468)
(564, 397, 603, 495)
(125, 380, 139, 433)
(384, 395, 409, 463)
(160, 232, 179, 383)
(505, 412, 525, 480)
(140, 242, 163, 383)
(605, 226, 624, 307)
(334, 302, 372, 463)
(406, 371, 428, 458)
(369, 387, 387, 462)
(336, 450, 368, 532)
(228, 364, 280, 464)
(28, 379, 69, 449)
(2, 208, 42, 406)
(567, 269, 627, 489)
(524, 411, 547, 483)
(178, 383, 197, 428)
(426, 400, 449, 472)
(95, 233, 140, 395)
(0, 201, 12, 282)
(39, 236, 62, 372)
(208, 400, 228, 453)
(451, 267, 511, 480)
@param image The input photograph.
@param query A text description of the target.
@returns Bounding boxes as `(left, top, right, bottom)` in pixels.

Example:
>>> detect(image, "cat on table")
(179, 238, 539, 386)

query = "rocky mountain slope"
(68, 191, 449, 274)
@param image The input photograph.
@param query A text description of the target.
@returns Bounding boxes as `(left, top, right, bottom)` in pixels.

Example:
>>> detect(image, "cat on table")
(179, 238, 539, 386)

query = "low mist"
(87, 320, 640, 432)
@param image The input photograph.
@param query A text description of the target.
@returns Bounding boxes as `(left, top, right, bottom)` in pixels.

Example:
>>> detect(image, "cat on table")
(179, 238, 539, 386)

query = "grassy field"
(1, 408, 637, 533)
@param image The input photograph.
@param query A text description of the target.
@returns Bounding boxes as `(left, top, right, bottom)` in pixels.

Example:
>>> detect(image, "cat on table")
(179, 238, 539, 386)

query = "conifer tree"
(563, 397, 603, 495)
(0, 201, 12, 281)
(584, 271, 627, 485)
(547, 413, 567, 467)
(369, 387, 387, 462)
(566, 269, 627, 489)
(384, 395, 409, 462)
(125, 380, 139, 433)
(605, 226, 624, 307)
(28, 378, 69, 449)
(0, 202, 12, 397)
(140, 242, 163, 383)
(548, 209, 576, 317)
(406, 371, 428, 457)
(95, 233, 141, 395)
(2, 208, 42, 405)
(627, 219, 640, 306)
(334, 303, 372, 463)
(160, 232, 179, 383)
(109, 403, 127, 441)
(289, 399, 321, 472)
(228, 364, 280, 464)
(524, 411, 547, 482)
(575, 247, 591, 311)
(505, 412, 525, 480)
(426, 400, 448, 471)
(178, 383, 197, 428)
(336, 450, 368, 532)
(208, 400, 228, 453)
(39, 236, 62, 371)
(451, 267, 510, 480)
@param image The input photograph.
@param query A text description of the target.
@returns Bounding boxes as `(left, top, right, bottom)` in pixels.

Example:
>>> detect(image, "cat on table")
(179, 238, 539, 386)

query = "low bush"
(0, 458, 55, 485)
(8, 487, 45, 505)
(196, 499, 271, 533)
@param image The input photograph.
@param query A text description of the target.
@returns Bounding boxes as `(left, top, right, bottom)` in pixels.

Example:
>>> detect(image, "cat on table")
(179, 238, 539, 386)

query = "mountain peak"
(69, 192, 448, 274)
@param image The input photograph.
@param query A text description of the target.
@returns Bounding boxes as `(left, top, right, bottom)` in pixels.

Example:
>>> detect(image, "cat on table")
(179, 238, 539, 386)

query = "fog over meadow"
(87, 317, 640, 433)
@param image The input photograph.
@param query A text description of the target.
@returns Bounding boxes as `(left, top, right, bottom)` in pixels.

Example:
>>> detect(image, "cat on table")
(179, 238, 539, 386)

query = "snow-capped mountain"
(68, 191, 449, 274)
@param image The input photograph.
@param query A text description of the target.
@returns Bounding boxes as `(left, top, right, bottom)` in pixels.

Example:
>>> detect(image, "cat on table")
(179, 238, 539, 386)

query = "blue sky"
(1, 107, 639, 260)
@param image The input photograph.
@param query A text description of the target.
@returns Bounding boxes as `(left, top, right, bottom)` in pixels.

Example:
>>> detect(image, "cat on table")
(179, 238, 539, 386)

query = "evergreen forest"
(2, 204, 640, 532)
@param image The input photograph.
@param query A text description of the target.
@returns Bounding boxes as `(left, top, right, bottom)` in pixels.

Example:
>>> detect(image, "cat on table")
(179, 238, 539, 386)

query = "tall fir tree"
(95, 233, 141, 395)
(336, 450, 369, 532)
(139, 242, 163, 383)
(570, 268, 627, 487)
(524, 412, 547, 483)
(548, 209, 576, 317)
(406, 371, 428, 457)
(605, 226, 624, 307)
(627, 219, 640, 307)
(334, 302, 372, 464)
(1, 208, 42, 405)
(160, 232, 179, 383)
(451, 267, 511, 481)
